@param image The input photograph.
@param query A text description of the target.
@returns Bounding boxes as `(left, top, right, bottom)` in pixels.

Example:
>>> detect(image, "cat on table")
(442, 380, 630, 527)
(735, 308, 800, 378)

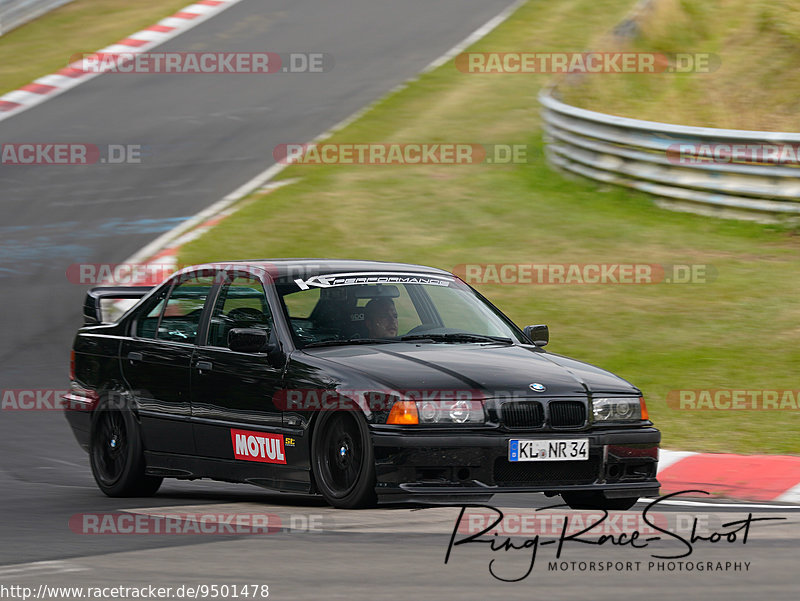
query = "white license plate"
(509, 438, 589, 462)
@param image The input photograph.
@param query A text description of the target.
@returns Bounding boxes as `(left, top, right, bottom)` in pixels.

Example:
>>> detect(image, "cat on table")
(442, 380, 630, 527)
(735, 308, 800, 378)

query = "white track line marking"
(421, 0, 525, 74)
(639, 499, 800, 510)
(0, 560, 87, 579)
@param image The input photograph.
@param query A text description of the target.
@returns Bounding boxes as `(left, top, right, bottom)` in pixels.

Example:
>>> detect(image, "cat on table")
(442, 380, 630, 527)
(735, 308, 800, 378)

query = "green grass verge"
(0, 0, 194, 96)
(179, 0, 800, 455)
(558, 0, 800, 131)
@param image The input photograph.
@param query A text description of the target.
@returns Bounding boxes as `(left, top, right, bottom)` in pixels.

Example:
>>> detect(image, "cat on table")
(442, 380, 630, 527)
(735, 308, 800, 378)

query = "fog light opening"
(456, 468, 470, 481)
(607, 464, 623, 479)
(625, 463, 653, 479)
(417, 468, 446, 481)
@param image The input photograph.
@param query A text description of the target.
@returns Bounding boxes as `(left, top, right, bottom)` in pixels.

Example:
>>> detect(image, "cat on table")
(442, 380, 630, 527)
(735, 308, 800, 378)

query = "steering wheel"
(405, 323, 441, 335)
(228, 307, 266, 324)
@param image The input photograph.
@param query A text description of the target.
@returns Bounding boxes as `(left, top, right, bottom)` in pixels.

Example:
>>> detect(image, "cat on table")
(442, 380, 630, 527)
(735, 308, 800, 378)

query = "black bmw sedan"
(64, 259, 660, 509)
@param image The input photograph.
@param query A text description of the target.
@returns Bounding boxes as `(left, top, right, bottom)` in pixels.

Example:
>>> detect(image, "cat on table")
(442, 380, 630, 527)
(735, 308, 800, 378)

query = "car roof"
(178, 259, 453, 279)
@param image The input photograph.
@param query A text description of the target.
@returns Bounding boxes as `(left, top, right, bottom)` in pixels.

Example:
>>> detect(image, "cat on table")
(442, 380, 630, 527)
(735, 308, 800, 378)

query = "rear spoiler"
(84, 286, 154, 325)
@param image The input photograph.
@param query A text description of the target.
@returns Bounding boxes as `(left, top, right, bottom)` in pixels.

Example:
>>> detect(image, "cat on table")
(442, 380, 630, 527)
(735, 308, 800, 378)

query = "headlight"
(418, 399, 484, 424)
(419, 401, 439, 422)
(592, 397, 644, 423)
(387, 399, 485, 424)
(448, 400, 472, 424)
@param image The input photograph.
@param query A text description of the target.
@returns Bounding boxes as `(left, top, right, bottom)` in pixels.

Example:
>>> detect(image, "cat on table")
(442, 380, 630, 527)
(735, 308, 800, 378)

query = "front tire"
(311, 411, 377, 509)
(561, 491, 639, 510)
(89, 397, 162, 497)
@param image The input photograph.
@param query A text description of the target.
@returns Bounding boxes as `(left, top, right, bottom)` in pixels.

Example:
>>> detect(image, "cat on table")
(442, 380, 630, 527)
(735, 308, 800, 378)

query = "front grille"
(549, 401, 586, 427)
(501, 401, 544, 428)
(493, 457, 600, 485)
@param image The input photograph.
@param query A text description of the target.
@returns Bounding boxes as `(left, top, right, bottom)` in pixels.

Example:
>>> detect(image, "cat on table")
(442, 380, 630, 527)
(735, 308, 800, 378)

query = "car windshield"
(276, 272, 525, 348)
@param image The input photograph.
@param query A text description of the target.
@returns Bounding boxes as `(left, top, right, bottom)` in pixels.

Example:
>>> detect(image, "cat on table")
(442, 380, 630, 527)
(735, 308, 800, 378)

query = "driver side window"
(207, 274, 273, 348)
(156, 273, 216, 344)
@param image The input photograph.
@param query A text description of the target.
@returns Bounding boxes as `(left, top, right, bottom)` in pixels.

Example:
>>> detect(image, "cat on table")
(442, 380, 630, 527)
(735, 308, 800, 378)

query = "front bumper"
(371, 426, 660, 501)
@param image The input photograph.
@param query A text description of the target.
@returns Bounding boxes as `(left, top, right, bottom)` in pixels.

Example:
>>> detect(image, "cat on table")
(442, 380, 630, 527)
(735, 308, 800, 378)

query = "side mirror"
(524, 324, 549, 346)
(228, 328, 268, 353)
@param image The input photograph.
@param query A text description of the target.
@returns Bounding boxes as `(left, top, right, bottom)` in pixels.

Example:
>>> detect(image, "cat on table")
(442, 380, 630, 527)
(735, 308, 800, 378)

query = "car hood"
(308, 343, 639, 398)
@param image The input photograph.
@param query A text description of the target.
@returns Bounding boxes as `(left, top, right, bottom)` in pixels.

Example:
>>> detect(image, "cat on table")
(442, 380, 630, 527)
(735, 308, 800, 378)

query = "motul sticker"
(231, 429, 286, 464)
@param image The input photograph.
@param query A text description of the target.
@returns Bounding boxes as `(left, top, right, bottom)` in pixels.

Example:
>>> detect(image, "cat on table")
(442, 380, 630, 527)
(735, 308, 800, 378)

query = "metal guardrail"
(0, 0, 75, 36)
(539, 88, 800, 222)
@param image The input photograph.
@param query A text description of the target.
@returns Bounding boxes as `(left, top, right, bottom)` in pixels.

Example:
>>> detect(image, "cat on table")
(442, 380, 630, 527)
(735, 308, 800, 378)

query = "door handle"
(195, 361, 213, 372)
(127, 352, 143, 362)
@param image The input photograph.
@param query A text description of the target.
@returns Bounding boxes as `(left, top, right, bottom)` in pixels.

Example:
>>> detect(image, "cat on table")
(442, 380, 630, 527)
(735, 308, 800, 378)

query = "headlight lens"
(592, 397, 643, 422)
(449, 400, 472, 423)
(415, 399, 485, 424)
(593, 399, 613, 421)
(419, 401, 439, 422)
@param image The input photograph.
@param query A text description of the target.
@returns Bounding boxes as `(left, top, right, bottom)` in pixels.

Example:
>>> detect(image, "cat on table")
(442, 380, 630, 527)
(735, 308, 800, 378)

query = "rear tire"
(561, 492, 638, 511)
(89, 396, 162, 497)
(311, 411, 377, 509)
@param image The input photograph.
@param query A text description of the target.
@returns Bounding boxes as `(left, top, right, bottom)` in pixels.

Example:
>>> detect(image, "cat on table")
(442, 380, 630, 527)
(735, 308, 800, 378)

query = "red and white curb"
(0, 0, 245, 123)
(658, 449, 800, 503)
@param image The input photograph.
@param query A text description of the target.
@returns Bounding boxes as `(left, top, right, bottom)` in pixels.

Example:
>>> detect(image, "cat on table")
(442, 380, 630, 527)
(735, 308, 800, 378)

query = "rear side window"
(142, 274, 216, 344)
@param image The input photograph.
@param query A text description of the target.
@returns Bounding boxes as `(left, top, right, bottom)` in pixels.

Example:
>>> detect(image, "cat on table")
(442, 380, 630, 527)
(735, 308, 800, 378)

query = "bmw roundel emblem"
(529, 383, 546, 392)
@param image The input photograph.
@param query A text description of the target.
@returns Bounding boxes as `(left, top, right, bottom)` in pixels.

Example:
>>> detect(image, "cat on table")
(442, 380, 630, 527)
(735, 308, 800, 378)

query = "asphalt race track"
(0, 1, 798, 599)
(1, 490, 799, 600)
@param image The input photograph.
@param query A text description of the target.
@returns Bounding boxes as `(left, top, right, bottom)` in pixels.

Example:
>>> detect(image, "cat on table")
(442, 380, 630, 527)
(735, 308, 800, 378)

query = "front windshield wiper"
(400, 333, 513, 344)
(303, 338, 398, 348)
(305, 333, 515, 348)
